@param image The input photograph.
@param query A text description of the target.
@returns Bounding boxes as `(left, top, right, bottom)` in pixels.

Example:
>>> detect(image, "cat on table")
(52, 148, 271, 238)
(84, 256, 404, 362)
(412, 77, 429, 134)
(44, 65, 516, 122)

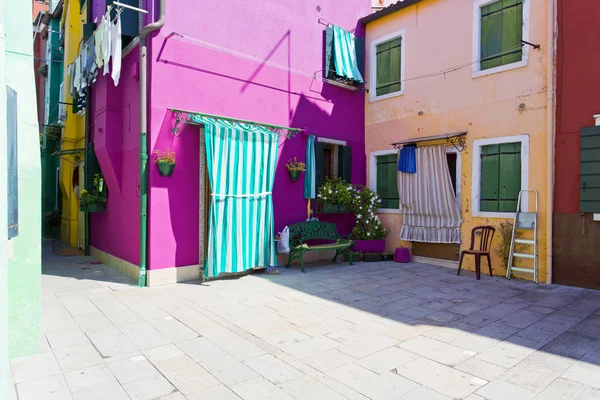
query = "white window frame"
(369, 29, 406, 102)
(369, 149, 401, 214)
(471, 134, 529, 218)
(472, 0, 530, 79)
(446, 146, 463, 208)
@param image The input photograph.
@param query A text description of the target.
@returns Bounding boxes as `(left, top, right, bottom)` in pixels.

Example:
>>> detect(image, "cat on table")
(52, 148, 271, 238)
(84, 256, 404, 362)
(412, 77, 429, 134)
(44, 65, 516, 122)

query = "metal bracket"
(172, 111, 183, 135)
(521, 40, 541, 50)
(447, 135, 467, 152)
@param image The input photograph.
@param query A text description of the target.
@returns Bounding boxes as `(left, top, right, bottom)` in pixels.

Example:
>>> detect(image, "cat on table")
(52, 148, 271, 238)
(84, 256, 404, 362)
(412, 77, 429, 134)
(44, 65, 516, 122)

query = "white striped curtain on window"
(397, 146, 462, 243)
(193, 115, 279, 278)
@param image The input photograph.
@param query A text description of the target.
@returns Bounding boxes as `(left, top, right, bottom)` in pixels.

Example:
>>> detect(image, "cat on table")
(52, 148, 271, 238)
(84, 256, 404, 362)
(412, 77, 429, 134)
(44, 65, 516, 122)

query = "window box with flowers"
(286, 157, 306, 182)
(316, 177, 353, 214)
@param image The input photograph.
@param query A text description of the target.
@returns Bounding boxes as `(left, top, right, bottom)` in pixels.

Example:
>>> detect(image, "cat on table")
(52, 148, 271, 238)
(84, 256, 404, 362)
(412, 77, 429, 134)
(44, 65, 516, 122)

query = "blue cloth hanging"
(398, 145, 417, 173)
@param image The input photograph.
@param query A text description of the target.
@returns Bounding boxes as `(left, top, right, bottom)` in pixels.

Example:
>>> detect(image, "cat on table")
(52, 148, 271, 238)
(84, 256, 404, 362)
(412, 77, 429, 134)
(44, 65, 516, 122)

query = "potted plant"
(286, 157, 306, 182)
(44, 124, 62, 141)
(342, 251, 362, 262)
(80, 173, 107, 212)
(154, 148, 176, 176)
(382, 252, 394, 261)
(349, 185, 390, 253)
(317, 177, 353, 213)
(363, 252, 383, 262)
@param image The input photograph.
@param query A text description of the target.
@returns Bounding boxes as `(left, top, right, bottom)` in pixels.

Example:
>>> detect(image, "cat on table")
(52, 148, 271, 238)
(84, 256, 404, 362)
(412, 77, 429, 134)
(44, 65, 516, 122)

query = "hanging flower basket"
(288, 169, 301, 182)
(157, 162, 176, 177)
(286, 157, 305, 183)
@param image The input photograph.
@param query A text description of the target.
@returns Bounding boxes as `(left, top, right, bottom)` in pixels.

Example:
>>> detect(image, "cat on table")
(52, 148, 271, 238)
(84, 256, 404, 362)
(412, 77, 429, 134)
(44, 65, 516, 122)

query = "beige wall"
(365, 0, 551, 281)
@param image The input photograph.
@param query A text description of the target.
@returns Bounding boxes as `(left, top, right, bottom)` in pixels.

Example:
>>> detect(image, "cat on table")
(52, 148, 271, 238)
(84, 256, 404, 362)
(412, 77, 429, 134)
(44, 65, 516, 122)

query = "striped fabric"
(398, 146, 462, 243)
(333, 26, 364, 83)
(193, 115, 279, 278)
(304, 134, 316, 199)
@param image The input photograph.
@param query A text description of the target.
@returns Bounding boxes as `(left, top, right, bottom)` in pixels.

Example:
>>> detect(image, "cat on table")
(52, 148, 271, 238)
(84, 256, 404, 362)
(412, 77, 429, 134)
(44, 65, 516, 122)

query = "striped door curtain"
(398, 146, 462, 243)
(192, 115, 279, 278)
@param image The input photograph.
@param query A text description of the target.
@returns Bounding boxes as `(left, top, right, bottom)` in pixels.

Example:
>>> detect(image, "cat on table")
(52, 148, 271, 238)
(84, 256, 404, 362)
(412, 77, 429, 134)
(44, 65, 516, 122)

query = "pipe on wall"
(138, 0, 165, 287)
(546, 0, 556, 284)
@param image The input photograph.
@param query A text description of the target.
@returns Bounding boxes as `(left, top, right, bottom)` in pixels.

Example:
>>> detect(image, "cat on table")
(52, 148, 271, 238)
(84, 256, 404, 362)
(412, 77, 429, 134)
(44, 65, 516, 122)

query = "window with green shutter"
(480, 0, 523, 71)
(480, 142, 521, 212)
(376, 154, 399, 209)
(376, 37, 402, 97)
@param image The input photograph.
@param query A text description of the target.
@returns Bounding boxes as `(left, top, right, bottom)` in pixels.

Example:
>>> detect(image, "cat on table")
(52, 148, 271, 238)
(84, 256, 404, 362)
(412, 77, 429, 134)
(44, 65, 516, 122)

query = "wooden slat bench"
(286, 221, 354, 273)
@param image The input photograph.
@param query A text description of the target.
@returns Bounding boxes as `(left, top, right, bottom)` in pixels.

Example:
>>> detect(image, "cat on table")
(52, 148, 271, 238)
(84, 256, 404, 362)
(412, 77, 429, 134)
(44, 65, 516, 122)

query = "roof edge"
(359, 0, 424, 25)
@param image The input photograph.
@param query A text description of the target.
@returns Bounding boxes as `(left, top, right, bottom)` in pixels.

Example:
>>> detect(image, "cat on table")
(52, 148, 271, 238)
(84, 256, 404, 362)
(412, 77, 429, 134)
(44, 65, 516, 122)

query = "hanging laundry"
(73, 54, 82, 93)
(110, 13, 122, 86)
(86, 37, 98, 84)
(94, 18, 104, 69)
(102, 11, 112, 76)
(398, 145, 417, 173)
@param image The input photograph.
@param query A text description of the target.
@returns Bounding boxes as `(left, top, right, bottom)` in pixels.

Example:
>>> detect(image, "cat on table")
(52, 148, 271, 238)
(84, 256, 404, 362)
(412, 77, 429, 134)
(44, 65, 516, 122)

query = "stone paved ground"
(9, 241, 600, 400)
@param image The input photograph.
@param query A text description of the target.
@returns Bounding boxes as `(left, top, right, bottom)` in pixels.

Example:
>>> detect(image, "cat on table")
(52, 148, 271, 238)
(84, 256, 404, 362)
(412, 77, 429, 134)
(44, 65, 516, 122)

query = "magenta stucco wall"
(90, 0, 369, 271)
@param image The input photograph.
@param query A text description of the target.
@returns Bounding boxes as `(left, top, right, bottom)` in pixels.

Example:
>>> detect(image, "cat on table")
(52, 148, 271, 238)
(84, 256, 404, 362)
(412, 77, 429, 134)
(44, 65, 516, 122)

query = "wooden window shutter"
(376, 37, 402, 96)
(377, 154, 399, 209)
(324, 26, 336, 79)
(480, 0, 523, 71)
(580, 126, 600, 212)
(337, 145, 352, 183)
(315, 141, 325, 192)
(498, 142, 521, 212)
(7, 87, 18, 239)
(480, 144, 500, 212)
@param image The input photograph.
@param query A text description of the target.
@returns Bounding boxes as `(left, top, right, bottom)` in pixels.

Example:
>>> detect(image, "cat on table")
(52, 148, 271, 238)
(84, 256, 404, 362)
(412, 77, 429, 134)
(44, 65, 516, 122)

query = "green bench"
(286, 221, 354, 273)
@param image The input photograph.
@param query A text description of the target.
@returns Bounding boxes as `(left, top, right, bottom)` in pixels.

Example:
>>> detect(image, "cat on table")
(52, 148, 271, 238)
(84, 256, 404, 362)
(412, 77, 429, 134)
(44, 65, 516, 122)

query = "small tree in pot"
(349, 185, 390, 253)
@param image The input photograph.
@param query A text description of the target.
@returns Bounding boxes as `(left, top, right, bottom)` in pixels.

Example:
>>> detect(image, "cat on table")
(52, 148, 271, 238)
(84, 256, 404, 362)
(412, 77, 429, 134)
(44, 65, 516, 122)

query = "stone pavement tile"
(395, 358, 481, 399)
(426, 311, 463, 324)
(71, 383, 130, 400)
(424, 342, 474, 367)
(501, 360, 562, 393)
(122, 375, 176, 400)
(538, 332, 598, 365)
(463, 395, 486, 400)
(87, 326, 139, 358)
(73, 312, 113, 332)
(231, 376, 294, 400)
(474, 320, 522, 341)
(327, 363, 378, 392)
(476, 379, 535, 400)
(481, 303, 526, 319)
(455, 357, 507, 381)
(396, 306, 436, 319)
(176, 337, 226, 363)
(559, 302, 599, 318)
(561, 360, 600, 390)
(567, 315, 600, 339)
(523, 305, 556, 315)
(400, 336, 446, 356)
(244, 354, 303, 385)
(385, 323, 436, 342)
(423, 321, 479, 343)
(529, 313, 583, 334)
(64, 364, 120, 393)
(502, 310, 547, 329)
(360, 372, 419, 400)
(325, 328, 363, 344)
(54, 342, 104, 372)
(107, 355, 160, 385)
(156, 392, 187, 400)
(446, 302, 489, 316)
(458, 313, 501, 328)
(264, 329, 312, 349)
(476, 346, 528, 369)
(279, 375, 346, 400)
(186, 384, 242, 400)
(119, 321, 171, 350)
(155, 355, 220, 395)
(148, 317, 199, 342)
(534, 377, 600, 400)
(235, 313, 298, 337)
(215, 336, 268, 361)
(10, 352, 61, 384)
(398, 386, 451, 400)
(200, 353, 258, 386)
(144, 343, 185, 362)
(357, 346, 418, 373)
(281, 335, 340, 359)
(45, 327, 90, 349)
(132, 304, 171, 320)
(101, 305, 144, 327)
(61, 296, 99, 316)
(452, 333, 500, 353)
(337, 334, 399, 359)
(16, 375, 72, 400)
(303, 349, 356, 372)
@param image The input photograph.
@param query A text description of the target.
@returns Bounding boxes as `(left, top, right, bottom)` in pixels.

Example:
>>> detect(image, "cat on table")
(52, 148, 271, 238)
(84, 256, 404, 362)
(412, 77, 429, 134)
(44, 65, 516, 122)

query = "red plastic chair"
(457, 226, 496, 280)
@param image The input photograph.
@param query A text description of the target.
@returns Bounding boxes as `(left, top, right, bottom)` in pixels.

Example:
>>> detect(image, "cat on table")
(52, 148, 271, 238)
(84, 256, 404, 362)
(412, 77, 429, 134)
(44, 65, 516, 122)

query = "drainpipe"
(546, 0, 556, 285)
(138, 0, 165, 287)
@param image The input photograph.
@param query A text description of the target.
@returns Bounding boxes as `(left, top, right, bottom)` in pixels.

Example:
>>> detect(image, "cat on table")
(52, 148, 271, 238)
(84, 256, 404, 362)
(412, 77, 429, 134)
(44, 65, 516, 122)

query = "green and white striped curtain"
(192, 115, 279, 278)
(333, 25, 364, 83)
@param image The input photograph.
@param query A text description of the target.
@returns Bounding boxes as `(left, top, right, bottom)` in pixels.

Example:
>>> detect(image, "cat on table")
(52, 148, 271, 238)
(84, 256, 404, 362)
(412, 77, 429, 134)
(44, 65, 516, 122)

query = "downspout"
(138, 0, 165, 287)
(546, 0, 556, 284)
(84, 0, 92, 256)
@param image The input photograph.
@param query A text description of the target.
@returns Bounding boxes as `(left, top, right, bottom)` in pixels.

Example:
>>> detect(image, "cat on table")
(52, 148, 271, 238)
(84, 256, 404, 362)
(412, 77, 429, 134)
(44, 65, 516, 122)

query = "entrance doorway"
(411, 147, 461, 261)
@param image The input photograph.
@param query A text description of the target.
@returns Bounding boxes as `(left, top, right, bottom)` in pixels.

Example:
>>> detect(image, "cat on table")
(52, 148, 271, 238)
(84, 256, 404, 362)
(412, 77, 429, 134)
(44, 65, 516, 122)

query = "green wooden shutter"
(376, 154, 399, 209)
(324, 26, 336, 79)
(337, 145, 352, 183)
(315, 141, 325, 192)
(498, 142, 521, 212)
(376, 37, 402, 96)
(581, 126, 600, 212)
(480, 144, 500, 212)
(480, 0, 523, 71)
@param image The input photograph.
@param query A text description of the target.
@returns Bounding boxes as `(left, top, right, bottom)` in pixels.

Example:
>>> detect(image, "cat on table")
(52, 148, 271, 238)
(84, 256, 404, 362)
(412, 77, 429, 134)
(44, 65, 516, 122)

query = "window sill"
(472, 59, 528, 79)
(369, 89, 404, 103)
(378, 208, 402, 214)
(472, 211, 515, 219)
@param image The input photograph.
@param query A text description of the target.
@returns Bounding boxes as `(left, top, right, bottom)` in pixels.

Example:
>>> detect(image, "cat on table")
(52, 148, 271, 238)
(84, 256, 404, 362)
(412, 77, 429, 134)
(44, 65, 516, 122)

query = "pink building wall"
(90, 0, 369, 273)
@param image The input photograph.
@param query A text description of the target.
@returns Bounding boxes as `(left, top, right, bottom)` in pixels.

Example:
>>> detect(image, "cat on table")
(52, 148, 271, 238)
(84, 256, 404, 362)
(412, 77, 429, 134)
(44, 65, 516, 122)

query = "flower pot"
(157, 162, 175, 177)
(353, 239, 385, 253)
(363, 253, 383, 262)
(316, 203, 351, 214)
(80, 203, 106, 212)
(288, 170, 301, 182)
(342, 253, 362, 262)
(382, 253, 393, 261)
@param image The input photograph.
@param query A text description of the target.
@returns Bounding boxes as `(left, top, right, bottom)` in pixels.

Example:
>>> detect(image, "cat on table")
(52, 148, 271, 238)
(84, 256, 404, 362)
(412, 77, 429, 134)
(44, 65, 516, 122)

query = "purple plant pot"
(353, 239, 385, 253)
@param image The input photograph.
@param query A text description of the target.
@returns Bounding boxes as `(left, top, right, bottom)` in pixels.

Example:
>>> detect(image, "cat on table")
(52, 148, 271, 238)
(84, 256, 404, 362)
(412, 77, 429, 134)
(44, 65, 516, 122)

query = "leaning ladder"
(506, 189, 539, 283)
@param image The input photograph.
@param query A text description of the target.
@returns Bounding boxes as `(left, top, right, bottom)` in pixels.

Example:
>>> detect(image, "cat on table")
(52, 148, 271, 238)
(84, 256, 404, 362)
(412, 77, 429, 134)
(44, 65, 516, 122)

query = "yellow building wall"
(365, 0, 551, 282)
(59, 0, 86, 248)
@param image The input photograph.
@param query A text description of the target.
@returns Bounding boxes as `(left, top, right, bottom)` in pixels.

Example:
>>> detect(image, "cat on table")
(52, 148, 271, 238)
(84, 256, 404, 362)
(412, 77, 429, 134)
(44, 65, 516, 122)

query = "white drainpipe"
(546, 0, 556, 285)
